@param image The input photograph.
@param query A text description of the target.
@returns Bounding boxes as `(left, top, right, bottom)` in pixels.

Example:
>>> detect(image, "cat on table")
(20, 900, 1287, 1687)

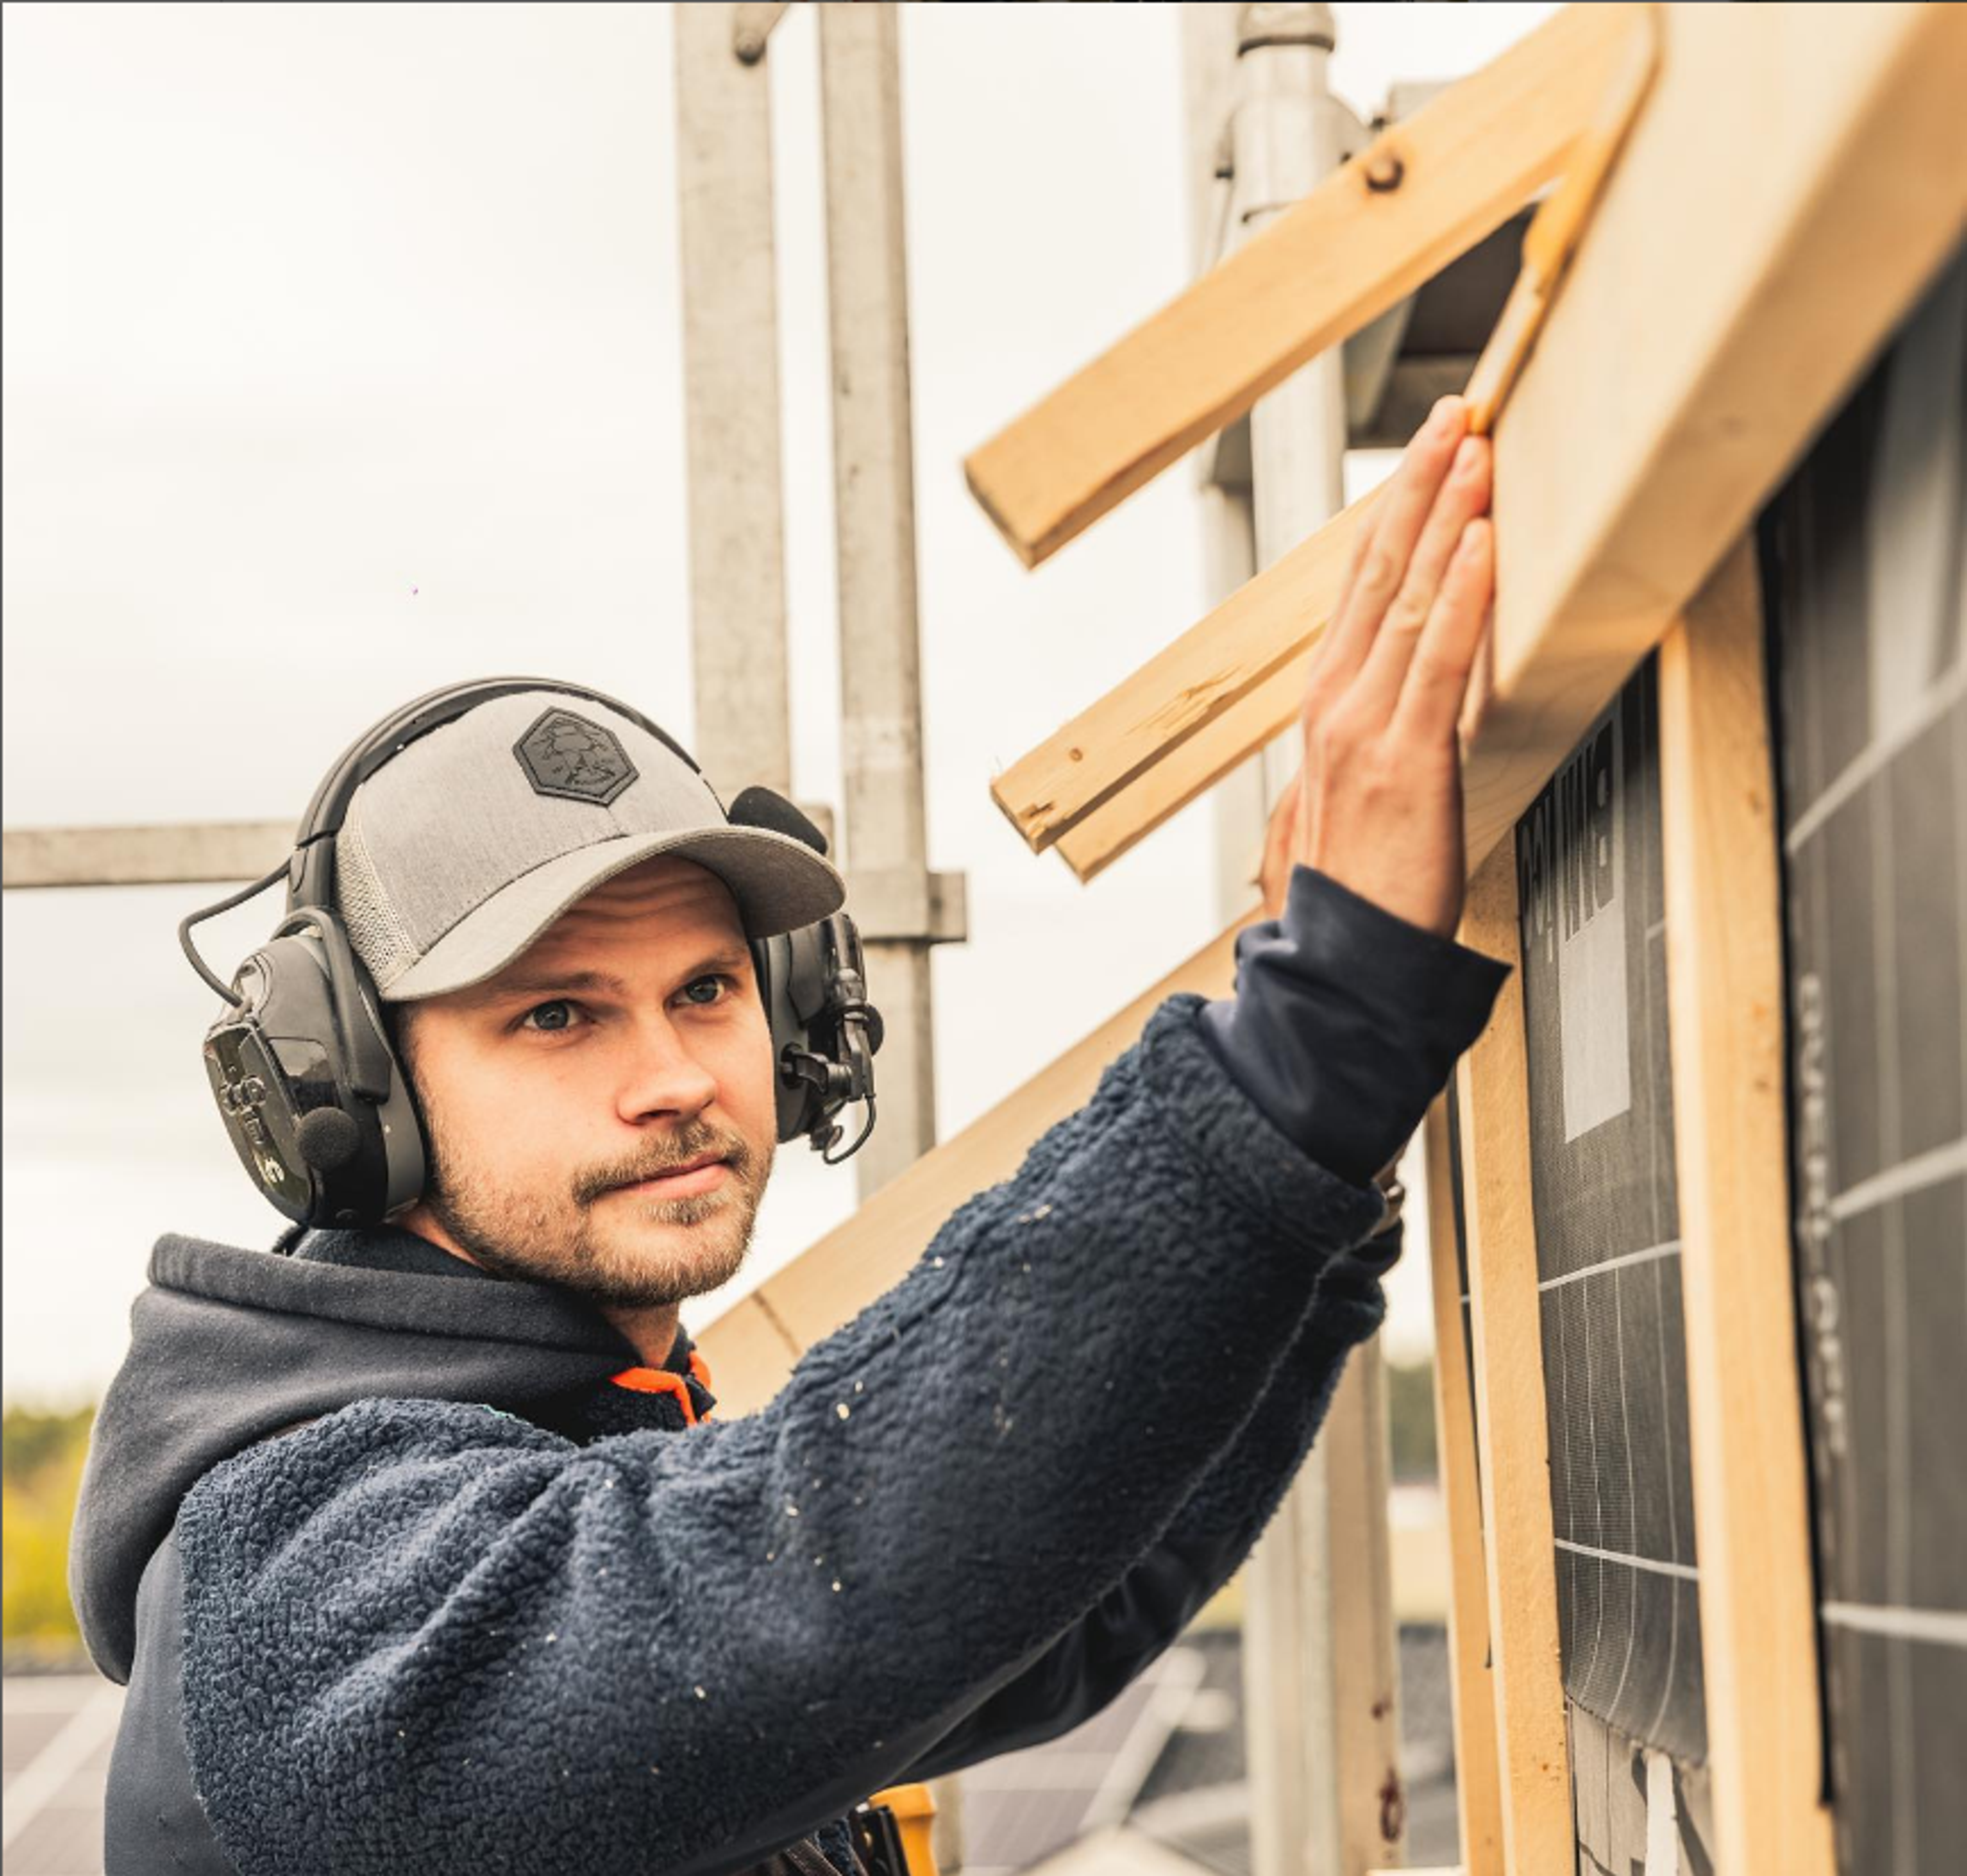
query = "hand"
(1272, 394, 1496, 939)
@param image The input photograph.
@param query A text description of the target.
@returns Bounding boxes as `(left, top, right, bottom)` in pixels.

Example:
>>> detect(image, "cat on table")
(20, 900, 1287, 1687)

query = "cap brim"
(378, 827, 846, 1002)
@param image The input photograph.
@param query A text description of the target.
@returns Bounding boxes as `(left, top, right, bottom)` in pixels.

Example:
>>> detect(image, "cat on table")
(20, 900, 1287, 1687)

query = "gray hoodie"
(71, 869, 1507, 1876)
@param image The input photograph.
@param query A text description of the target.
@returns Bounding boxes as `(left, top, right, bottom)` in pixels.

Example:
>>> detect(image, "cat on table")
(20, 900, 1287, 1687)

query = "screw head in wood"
(1363, 148, 1406, 194)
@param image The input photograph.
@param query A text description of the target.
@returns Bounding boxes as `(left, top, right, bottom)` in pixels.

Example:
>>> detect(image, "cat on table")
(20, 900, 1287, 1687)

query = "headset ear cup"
(204, 918, 427, 1230)
(349, 975, 427, 1222)
(755, 931, 817, 1144)
(285, 909, 427, 1224)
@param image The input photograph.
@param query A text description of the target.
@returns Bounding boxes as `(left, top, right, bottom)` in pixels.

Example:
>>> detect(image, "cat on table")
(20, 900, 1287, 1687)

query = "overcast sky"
(1, 2, 1558, 1406)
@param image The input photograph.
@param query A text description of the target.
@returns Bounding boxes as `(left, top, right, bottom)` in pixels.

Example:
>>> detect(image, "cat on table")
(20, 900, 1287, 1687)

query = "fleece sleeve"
(1199, 865, 1511, 1185)
(894, 1240, 1393, 1782)
(174, 998, 1390, 1876)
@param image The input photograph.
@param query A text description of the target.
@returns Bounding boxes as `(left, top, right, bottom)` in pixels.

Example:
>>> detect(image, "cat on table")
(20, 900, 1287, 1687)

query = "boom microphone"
(727, 787, 829, 857)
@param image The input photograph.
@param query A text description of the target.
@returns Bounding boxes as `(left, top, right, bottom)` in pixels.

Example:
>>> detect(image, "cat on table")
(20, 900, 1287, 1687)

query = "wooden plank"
(1456, 6, 1661, 436)
(993, 490, 1375, 856)
(1, 821, 292, 888)
(1057, 620, 1319, 882)
(1003, 2, 1967, 881)
(694, 912, 1254, 1417)
(1454, 840, 1572, 1873)
(962, 3, 1644, 569)
(1247, 1353, 1405, 1876)
(1479, 0, 1966, 858)
(1421, 1098, 1503, 1876)
(1657, 540, 1835, 1875)
(1316, 1343, 1404, 1870)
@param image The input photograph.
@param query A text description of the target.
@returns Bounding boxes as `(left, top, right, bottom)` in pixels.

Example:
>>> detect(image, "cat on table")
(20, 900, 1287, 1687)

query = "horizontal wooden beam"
(992, 491, 1375, 856)
(1054, 642, 1310, 881)
(962, 3, 1645, 568)
(999, 1, 1967, 883)
(694, 911, 1255, 1417)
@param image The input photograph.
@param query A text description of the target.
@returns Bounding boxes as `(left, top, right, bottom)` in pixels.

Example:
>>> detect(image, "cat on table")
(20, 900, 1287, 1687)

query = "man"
(71, 398, 1506, 1876)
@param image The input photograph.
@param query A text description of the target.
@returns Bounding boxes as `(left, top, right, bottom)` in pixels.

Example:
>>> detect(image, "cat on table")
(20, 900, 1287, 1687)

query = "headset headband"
(285, 677, 707, 915)
(186, 675, 880, 1226)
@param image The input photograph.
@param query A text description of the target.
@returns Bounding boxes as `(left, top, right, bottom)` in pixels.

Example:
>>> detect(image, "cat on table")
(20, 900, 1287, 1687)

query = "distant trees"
(3, 1403, 93, 1658)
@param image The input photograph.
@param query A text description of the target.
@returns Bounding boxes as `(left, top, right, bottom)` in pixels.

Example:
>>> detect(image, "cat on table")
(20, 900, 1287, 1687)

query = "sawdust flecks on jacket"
(70, 865, 1508, 1876)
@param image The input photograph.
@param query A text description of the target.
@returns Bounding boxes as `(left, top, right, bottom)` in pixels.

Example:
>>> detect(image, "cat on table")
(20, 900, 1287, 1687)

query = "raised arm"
(176, 398, 1502, 1876)
(177, 999, 1389, 1876)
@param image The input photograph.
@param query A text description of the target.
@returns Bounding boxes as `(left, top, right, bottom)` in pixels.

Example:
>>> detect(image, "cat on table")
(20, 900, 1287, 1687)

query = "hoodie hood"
(70, 1224, 662, 1684)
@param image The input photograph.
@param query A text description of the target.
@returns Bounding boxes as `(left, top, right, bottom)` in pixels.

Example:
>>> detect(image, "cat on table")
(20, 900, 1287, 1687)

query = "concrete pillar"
(675, 3, 793, 802)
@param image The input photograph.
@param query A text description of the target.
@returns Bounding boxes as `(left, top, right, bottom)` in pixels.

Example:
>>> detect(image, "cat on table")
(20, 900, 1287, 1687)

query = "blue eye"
(679, 976, 731, 1007)
(519, 999, 583, 1033)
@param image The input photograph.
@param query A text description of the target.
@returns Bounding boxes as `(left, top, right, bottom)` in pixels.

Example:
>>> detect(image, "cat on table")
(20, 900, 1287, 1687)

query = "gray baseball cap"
(330, 689, 845, 1002)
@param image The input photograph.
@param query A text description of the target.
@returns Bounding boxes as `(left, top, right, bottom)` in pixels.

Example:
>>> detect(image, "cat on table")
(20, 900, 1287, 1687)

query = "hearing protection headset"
(178, 678, 883, 1233)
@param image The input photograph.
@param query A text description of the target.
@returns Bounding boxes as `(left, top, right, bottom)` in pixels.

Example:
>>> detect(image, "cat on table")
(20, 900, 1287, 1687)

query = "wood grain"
(1477, 0, 1966, 868)
(1454, 841, 1573, 1872)
(962, 3, 1641, 568)
(1003, 2, 1967, 883)
(1422, 1099, 1504, 1876)
(1658, 541, 1835, 1874)
(992, 491, 1375, 856)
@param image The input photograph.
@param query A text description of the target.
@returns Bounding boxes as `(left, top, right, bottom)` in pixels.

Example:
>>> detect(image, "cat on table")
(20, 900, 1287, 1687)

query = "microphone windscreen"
(728, 787, 828, 857)
(297, 1104, 363, 1172)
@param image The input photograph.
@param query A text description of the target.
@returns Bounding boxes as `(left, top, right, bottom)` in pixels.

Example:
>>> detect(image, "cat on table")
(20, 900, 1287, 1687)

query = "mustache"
(573, 1122, 756, 1207)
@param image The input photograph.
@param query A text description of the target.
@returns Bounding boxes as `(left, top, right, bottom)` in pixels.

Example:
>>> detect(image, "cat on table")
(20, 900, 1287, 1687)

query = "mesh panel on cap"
(335, 794, 420, 993)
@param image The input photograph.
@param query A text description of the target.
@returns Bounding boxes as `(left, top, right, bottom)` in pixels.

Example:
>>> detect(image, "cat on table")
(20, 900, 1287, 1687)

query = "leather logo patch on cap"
(514, 708, 639, 806)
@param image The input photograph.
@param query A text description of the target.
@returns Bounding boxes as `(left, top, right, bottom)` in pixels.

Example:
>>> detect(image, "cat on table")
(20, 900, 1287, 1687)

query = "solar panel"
(1513, 655, 1710, 1770)
(1763, 237, 1967, 1876)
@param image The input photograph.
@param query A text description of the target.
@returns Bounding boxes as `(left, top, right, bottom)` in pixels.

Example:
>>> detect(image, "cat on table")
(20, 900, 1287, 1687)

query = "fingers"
(1311, 396, 1470, 695)
(1457, 605, 1497, 748)
(1345, 432, 1492, 725)
(1316, 498, 1379, 667)
(1391, 519, 1496, 747)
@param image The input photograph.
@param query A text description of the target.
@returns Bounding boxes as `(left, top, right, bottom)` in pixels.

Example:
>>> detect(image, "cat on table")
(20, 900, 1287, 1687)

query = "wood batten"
(964, 4, 1644, 569)
(1658, 541, 1836, 1875)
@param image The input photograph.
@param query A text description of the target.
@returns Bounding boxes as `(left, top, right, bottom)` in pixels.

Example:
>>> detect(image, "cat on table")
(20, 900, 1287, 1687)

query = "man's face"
(394, 855, 777, 1309)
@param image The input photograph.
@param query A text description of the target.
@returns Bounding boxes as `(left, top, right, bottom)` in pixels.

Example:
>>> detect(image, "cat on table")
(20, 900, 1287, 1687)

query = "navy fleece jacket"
(73, 867, 1506, 1876)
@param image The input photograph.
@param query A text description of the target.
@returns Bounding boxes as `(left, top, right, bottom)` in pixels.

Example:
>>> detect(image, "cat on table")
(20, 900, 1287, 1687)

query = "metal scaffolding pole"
(1198, 8, 1405, 1874)
(817, 8, 966, 1865)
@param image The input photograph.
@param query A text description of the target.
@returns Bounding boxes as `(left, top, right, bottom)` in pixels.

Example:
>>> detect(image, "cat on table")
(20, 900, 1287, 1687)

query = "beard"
(413, 1094, 773, 1310)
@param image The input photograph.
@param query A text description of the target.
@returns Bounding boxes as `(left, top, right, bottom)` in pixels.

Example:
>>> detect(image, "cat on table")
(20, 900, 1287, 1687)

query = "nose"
(615, 1012, 721, 1129)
